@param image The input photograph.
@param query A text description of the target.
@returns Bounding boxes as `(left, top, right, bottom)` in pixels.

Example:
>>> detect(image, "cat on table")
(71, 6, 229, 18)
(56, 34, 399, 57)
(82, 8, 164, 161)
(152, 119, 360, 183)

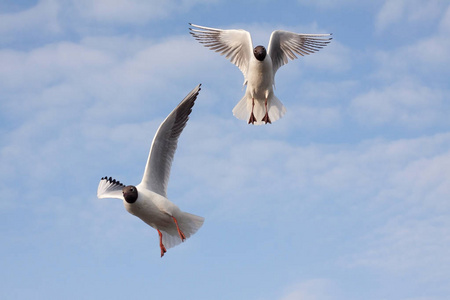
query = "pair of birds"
(97, 24, 332, 257)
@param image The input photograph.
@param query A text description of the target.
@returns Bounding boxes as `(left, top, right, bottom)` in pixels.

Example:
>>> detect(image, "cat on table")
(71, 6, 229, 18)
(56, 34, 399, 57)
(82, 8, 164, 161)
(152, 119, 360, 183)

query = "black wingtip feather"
(101, 176, 125, 187)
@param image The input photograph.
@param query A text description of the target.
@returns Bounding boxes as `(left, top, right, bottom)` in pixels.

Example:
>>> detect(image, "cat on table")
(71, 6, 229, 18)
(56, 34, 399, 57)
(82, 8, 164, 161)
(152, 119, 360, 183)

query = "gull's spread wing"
(139, 84, 201, 197)
(190, 23, 253, 79)
(268, 30, 332, 75)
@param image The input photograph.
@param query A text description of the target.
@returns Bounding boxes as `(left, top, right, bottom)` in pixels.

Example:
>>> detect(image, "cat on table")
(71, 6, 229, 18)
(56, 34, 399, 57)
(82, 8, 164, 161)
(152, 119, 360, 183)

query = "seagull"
(97, 84, 204, 257)
(189, 23, 332, 125)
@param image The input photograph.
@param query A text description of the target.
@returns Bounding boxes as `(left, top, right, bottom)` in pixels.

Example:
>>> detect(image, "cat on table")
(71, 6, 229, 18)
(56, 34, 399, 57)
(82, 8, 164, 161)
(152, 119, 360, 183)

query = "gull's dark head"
(123, 185, 138, 203)
(253, 45, 266, 61)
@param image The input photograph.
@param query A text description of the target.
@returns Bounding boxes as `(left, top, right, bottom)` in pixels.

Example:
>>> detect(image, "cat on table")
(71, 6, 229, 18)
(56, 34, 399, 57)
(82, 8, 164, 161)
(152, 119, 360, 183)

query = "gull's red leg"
(261, 98, 271, 124)
(157, 229, 167, 257)
(172, 216, 186, 242)
(248, 98, 257, 124)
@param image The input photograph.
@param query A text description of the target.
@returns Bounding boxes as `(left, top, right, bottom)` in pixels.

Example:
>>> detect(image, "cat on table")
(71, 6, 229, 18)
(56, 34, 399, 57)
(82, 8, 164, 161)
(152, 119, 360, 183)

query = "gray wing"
(268, 30, 332, 75)
(189, 23, 253, 79)
(139, 84, 201, 197)
(97, 176, 125, 199)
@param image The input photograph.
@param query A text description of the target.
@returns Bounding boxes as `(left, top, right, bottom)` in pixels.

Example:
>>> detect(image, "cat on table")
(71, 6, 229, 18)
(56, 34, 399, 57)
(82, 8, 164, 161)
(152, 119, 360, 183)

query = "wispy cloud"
(278, 279, 339, 300)
(296, 0, 366, 9)
(0, 0, 60, 36)
(350, 80, 449, 128)
(375, 0, 448, 33)
(72, 0, 219, 24)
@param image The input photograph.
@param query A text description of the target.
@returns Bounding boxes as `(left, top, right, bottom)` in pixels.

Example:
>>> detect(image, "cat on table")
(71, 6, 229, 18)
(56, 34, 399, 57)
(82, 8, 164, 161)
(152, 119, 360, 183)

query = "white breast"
(246, 56, 274, 100)
(124, 188, 177, 229)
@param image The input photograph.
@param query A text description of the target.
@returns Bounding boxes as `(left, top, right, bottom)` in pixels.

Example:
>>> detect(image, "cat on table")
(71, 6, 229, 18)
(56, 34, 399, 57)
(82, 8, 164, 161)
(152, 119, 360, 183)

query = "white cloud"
(439, 5, 450, 33)
(373, 34, 450, 80)
(302, 40, 352, 73)
(353, 216, 450, 279)
(73, 0, 174, 23)
(281, 105, 342, 131)
(375, 0, 448, 33)
(350, 81, 448, 128)
(326, 134, 450, 284)
(72, 0, 218, 24)
(0, 32, 220, 123)
(369, 2, 450, 88)
(375, 0, 406, 33)
(0, 0, 61, 38)
(0, 41, 116, 93)
(298, 80, 359, 105)
(296, 0, 367, 9)
(278, 279, 339, 300)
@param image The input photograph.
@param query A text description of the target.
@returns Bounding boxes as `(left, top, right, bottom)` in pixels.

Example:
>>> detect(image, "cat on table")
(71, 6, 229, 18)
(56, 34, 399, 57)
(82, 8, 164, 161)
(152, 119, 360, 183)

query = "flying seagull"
(97, 84, 204, 257)
(189, 23, 332, 125)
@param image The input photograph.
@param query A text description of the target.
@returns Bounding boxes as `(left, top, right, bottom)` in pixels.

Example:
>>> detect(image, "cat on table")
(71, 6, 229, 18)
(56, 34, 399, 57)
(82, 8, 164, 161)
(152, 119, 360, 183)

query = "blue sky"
(1, 0, 450, 299)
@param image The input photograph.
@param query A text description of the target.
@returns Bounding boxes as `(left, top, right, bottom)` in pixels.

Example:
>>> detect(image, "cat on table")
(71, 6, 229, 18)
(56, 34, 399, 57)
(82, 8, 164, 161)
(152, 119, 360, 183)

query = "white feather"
(97, 177, 125, 200)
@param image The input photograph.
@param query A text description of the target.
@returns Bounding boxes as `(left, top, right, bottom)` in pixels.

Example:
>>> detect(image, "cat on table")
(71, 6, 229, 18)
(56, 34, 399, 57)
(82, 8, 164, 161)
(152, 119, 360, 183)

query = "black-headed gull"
(97, 84, 204, 257)
(189, 24, 332, 125)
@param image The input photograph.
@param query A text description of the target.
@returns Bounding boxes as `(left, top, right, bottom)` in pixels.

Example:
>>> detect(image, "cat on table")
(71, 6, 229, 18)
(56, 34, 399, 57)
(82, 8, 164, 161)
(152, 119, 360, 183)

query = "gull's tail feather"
(232, 94, 286, 125)
(161, 212, 205, 250)
(267, 93, 286, 124)
(232, 95, 249, 122)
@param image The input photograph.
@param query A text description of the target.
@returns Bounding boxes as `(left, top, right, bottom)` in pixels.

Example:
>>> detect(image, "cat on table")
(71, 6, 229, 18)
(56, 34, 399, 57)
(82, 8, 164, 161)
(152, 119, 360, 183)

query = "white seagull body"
(97, 85, 204, 257)
(189, 23, 332, 125)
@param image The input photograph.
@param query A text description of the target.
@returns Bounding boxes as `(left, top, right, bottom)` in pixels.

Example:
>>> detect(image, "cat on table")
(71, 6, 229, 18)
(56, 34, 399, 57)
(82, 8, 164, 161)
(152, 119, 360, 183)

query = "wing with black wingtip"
(97, 176, 126, 200)
(139, 84, 201, 197)
(189, 24, 253, 81)
(268, 30, 332, 75)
